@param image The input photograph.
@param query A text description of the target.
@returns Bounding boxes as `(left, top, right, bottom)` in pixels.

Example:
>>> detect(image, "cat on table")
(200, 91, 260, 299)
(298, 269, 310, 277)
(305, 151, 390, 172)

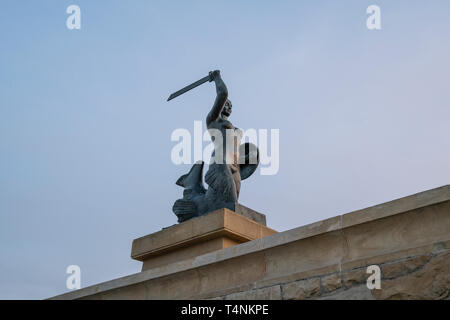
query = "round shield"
(239, 143, 260, 180)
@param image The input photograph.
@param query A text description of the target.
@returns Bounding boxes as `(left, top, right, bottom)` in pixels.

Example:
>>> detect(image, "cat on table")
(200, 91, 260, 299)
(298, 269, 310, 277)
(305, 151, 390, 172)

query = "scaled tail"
(173, 199, 198, 223)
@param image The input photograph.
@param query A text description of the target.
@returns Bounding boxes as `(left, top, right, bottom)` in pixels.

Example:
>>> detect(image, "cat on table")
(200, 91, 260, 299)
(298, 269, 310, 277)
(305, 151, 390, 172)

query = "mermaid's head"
(222, 99, 232, 117)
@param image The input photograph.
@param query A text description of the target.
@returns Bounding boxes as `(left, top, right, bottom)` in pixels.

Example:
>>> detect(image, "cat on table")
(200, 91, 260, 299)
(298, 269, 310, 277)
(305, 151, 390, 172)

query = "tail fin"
(175, 174, 188, 187)
(175, 161, 204, 188)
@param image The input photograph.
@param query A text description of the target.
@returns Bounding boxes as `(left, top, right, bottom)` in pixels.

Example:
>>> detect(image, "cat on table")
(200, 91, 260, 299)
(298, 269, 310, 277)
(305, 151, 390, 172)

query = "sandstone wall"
(51, 185, 450, 300)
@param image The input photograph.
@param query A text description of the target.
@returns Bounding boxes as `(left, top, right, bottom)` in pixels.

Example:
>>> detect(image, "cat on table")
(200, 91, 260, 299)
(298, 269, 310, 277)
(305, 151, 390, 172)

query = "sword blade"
(167, 75, 211, 101)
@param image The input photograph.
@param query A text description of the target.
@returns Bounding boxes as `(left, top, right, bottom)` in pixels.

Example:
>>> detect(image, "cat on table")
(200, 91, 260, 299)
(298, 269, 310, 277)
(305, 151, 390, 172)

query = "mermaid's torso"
(207, 118, 243, 168)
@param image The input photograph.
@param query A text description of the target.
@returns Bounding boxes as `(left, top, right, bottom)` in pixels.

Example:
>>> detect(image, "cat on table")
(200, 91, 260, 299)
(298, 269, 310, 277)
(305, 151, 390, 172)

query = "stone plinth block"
(131, 208, 277, 271)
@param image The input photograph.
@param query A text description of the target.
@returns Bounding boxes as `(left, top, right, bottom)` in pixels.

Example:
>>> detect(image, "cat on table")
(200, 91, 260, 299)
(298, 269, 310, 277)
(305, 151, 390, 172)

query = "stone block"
(381, 255, 430, 279)
(342, 267, 368, 288)
(281, 278, 321, 300)
(321, 273, 342, 293)
(373, 251, 450, 300)
(131, 208, 277, 270)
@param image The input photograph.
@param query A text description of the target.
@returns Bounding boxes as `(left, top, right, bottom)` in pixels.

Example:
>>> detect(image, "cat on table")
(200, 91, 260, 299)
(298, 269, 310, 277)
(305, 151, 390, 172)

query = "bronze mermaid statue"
(172, 70, 259, 223)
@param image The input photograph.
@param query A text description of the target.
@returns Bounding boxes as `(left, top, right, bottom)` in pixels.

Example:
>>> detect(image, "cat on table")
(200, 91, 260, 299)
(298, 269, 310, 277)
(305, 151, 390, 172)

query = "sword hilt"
(208, 70, 220, 82)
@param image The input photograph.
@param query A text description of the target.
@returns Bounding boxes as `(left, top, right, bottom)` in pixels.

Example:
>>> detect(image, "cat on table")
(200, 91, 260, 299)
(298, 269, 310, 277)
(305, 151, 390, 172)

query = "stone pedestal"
(131, 208, 277, 271)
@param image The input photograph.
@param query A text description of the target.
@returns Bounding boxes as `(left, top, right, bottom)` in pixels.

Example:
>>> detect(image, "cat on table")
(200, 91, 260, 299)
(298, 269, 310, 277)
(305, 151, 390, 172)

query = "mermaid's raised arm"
(206, 70, 228, 126)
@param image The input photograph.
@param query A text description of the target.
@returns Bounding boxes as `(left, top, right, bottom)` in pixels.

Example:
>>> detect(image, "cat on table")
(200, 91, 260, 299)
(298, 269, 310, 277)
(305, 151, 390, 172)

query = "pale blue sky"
(1, 1, 449, 299)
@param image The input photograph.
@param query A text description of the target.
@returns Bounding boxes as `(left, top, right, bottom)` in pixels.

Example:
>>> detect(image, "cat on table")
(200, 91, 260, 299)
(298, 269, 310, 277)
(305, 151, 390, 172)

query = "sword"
(167, 73, 213, 101)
